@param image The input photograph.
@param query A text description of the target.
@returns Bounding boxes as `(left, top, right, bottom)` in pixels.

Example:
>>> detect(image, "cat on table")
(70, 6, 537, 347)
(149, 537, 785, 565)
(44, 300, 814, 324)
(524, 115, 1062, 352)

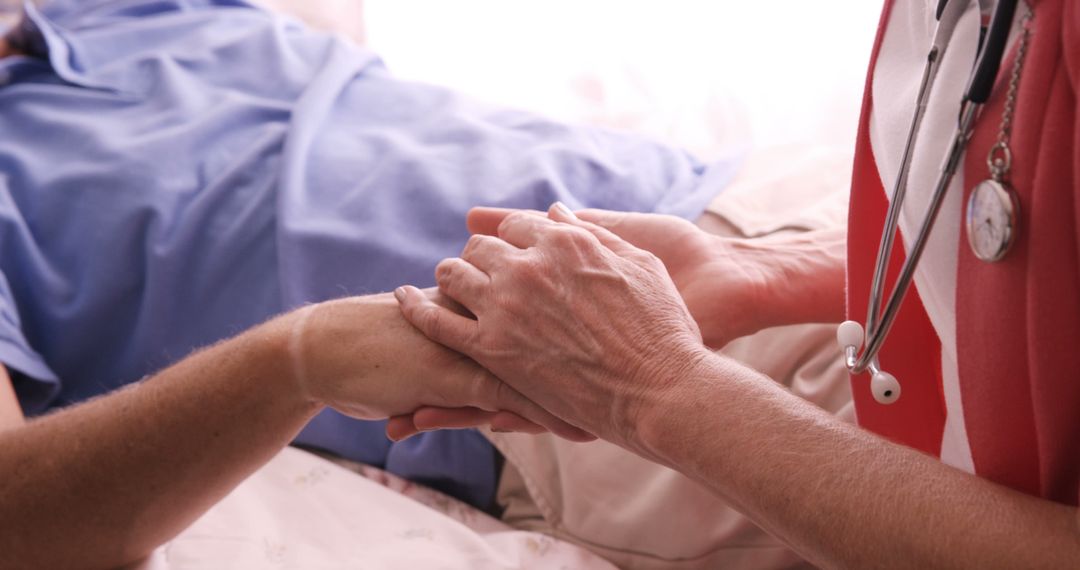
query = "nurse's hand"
(284, 291, 594, 442)
(467, 208, 773, 348)
(468, 207, 846, 348)
(396, 204, 714, 446)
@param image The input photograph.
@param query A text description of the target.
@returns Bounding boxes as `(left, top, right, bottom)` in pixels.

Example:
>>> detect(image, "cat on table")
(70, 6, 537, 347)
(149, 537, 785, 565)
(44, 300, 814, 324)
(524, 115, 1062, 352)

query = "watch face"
(966, 180, 1018, 262)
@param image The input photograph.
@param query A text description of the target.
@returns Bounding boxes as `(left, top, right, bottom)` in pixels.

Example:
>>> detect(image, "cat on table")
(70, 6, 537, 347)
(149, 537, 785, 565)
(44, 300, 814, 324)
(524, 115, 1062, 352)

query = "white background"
(365, 1, 884, 160)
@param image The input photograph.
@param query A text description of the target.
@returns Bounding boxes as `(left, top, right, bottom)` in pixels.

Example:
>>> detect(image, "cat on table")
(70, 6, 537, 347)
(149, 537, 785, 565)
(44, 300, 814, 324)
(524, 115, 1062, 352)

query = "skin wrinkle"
(0, 277, 596, 567)
(634, 355, 1080, 568)
(400, 205, 1080, 568)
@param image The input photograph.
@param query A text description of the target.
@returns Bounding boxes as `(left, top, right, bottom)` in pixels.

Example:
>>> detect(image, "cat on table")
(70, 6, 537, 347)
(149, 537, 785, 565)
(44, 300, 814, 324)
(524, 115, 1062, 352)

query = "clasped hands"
(384, 203, 770, 447)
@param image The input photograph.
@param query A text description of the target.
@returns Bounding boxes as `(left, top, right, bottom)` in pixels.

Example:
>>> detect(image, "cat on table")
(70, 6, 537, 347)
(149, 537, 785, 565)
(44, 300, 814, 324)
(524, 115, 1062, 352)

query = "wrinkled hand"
(468, 207, 772, 348)
(396, 204, 712, 446)
(284, 290, 594, 442)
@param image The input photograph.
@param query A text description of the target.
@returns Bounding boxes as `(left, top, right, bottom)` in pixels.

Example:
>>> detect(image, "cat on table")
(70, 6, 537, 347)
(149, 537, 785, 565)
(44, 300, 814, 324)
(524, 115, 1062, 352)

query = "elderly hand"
(466, 207, 785, 349)
(282, 290, 593, 442)
(395, 204, 714, 446)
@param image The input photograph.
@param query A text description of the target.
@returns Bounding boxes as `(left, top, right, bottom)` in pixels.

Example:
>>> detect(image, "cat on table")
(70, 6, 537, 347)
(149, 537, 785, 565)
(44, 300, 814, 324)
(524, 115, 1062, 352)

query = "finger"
(577, 209, 702, 260)
(395, 285, 478, 355)
(386, 414, 420, 442)
(496, 210, 562, 249)
(413, 407, 496, 430)
(435, 257, 489, 311)
(548, 202, 640, 257)
(424, 287, 476, 319)
(459, 234, 519, 274)
(408, 406, 596, 442)
(574, 208, 632, 230)
(489, 411, 548, 435)
(412, 408, 547, 435)
(388, 409, 500, 442)
(467, 207, 545, 236)
(413, 406, 593, 441)
(478, 378, 596, 443)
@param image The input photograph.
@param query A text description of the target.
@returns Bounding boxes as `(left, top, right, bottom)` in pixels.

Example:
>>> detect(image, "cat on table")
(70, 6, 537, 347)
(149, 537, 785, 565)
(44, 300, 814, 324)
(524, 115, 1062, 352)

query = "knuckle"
(630, 248, 663, 269)
(435, 258, 460, 282)
(498, 211, 532, 237)
(509, 253, 545, 281)
(546, 226, 586, 248)
(491, 379, 520, 411)
(434, 266, 458, 292)
(569, 227, 598, 247)
(470, 369, 500, 408)
(641, 250, 663, 266)
(419, 305, 444, 339)
(462, 234, 488, 259)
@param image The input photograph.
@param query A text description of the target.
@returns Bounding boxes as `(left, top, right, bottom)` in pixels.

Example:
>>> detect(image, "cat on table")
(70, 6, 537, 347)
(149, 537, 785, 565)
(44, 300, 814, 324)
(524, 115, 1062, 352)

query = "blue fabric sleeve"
(0, 269, 59, 412)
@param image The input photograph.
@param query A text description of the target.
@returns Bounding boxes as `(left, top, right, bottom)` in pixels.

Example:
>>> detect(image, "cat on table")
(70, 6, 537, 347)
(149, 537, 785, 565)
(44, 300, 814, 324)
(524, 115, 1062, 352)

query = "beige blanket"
(487, 145, 853, 570)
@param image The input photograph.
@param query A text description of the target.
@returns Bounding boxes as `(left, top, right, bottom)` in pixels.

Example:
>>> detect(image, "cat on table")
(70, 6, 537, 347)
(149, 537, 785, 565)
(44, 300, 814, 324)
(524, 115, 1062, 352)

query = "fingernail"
(552, 201, 577, 220)
(393, 286, 407, 304)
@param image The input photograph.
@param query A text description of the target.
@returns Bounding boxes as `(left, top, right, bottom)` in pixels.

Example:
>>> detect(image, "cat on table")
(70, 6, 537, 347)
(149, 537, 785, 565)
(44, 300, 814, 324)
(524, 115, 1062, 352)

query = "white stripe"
(939, 344, 975, 471)
(867, 0, 984, 464)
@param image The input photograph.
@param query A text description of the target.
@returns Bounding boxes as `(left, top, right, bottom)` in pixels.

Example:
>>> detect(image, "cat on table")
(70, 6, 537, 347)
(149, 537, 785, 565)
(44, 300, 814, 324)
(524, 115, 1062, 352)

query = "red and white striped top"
(847, 0, 1080, 505)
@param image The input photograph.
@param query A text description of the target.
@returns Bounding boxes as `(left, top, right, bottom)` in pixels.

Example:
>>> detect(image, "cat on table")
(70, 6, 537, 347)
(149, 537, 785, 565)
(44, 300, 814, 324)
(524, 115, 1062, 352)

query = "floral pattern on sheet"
(138, 447, 617, 570)
(349, 462, 509, 534)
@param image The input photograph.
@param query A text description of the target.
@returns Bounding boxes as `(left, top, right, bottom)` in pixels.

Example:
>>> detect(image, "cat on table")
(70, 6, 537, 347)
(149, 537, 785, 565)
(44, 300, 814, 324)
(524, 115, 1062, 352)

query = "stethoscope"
(837, 0, 1023, 405)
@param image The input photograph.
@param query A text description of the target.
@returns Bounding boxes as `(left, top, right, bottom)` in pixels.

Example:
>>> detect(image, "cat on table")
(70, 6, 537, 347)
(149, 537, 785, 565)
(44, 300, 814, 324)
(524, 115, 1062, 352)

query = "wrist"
(693, 235, 783, 342)
(630, 351, 764, 474)
(732, 236, 797, 332)
(620, 342, 719, 462)
(719, 230, 846, 332)
(762, 230, 847, 327)
(257, 307, 326, 415)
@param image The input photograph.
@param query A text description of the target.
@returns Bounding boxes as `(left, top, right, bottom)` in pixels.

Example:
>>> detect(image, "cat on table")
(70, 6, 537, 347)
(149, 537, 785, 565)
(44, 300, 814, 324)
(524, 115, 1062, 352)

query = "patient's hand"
(467, 207, 774, 348)
(283, 290, 593, 442)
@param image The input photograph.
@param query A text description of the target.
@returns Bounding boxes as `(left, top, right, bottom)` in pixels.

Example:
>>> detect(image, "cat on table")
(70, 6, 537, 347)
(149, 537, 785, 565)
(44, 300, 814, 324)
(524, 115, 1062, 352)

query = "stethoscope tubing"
(846, 0, 1022, 378)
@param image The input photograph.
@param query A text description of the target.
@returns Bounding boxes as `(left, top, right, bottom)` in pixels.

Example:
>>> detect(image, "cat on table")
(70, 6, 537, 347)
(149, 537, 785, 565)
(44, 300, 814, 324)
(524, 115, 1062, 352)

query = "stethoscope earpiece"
(837, 321, 865, 352)
(870, 371, 901, 405)
(838, 320, 900, 406)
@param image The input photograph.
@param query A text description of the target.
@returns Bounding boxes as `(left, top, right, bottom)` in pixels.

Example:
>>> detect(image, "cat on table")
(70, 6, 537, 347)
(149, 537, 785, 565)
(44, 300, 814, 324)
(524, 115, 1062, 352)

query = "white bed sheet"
(132, 447, 616, 570)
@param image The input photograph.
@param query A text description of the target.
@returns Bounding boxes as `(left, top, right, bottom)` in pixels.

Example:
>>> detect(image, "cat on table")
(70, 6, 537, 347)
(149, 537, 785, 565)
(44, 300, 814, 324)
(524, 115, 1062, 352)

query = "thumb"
(574, 208, 632, 231)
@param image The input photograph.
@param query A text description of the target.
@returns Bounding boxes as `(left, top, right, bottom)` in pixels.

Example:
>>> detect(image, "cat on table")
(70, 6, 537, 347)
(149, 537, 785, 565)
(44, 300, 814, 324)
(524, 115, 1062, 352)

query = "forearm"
(634, 352, 1080, 568)
(0, 316, 322, 569)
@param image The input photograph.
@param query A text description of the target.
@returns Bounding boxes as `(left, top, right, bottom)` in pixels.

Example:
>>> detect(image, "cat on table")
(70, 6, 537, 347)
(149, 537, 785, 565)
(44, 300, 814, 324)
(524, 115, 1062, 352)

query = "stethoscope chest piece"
(965, 178, 1020, 262)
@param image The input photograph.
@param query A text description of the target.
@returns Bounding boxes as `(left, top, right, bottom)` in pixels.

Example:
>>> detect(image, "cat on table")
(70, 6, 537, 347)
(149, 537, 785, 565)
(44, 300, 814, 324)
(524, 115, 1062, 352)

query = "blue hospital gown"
(0, 0, 737, 508)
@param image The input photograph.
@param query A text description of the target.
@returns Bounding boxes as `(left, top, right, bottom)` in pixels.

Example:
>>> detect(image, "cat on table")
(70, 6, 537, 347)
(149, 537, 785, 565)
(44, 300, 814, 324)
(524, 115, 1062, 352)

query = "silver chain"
(987, 6, 1034, 181)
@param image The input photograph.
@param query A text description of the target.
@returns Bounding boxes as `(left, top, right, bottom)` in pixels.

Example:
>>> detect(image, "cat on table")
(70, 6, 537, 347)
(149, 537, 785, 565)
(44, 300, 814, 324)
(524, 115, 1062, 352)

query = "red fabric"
(847, 0, 946, 457)
(956, 0, 1080, 505)
(849, 0, 1080, 506)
